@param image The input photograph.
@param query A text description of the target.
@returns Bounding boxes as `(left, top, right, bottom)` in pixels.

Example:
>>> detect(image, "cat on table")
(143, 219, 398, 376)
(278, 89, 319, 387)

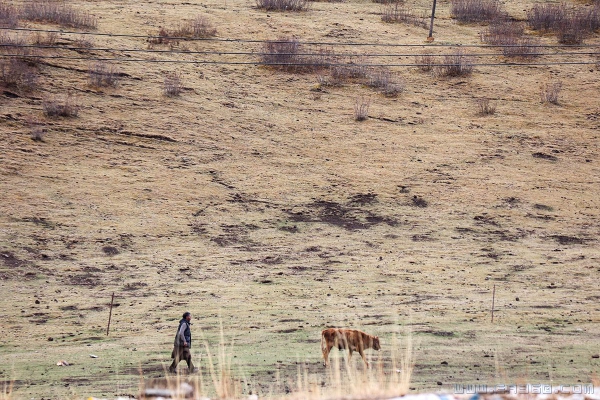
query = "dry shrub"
(73, 35, 94, 49)
(28, 119, 46, 142)
(354, 97, 370, 121)
(527, 3, 566, 32)
(381, 3, 428, 28)
(30, 31, 58, 46)
(415, 52, 436, 71)
(476, 98, 496, 115)
(330, 58, 368, 83)
(482, 19, 539, 59)
(0, 1, 18, 28)
(366, 68, 405, 97)
(435, 50, 473, 77)
(43, 94, 80, 117)
(172, 15, 217, 38)
(163, 72, 183, 97)
(373, 0, 403, 3)
(451, 0, 503, 23)
(21, 1, 97, 29)
(540, 81, 562, 105)
(260, 38, 334, 73)
(0, 58, 38, 91)
(89, 62, 119, 88)
(527, 3, 599, 44)
(256, 0, 310, 11)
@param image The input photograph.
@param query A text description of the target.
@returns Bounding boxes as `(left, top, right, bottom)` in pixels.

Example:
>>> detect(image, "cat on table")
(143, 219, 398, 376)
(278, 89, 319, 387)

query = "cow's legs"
(358, 347, 369, 368)
(323, 345, 332, 367)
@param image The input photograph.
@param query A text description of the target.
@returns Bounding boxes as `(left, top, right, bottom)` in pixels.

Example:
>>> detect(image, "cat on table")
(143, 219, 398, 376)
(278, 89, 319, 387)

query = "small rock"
(56, 360, 70, 366)
(89, 354, 98, 358)
(35, 300, 40, 304)
(437, 381, 443, 385)
(441, 361, 448, 365)
(592, 354, 599, 359)
(48, 337, 53, 341)
(515, 297, 519, 301)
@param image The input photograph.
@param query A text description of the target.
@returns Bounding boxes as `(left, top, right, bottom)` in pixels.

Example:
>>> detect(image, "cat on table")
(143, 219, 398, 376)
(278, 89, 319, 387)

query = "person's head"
(183, 312, 191, 321)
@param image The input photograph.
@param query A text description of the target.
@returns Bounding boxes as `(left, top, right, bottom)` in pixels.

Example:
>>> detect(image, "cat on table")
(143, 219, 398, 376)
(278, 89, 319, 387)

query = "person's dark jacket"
(174, 318, 191, 347)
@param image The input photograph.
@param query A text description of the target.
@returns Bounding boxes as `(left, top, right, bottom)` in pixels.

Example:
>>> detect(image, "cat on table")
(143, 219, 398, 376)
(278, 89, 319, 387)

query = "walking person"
(169, 311, 196, 373)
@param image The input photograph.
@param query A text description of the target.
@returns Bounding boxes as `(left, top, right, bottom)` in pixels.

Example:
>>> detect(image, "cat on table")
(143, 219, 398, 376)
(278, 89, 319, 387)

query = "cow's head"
(373, 336, 381, 351)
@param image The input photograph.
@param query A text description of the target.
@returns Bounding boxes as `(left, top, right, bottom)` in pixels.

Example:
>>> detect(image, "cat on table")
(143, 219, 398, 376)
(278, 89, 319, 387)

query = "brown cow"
(321, 328, 381, 367)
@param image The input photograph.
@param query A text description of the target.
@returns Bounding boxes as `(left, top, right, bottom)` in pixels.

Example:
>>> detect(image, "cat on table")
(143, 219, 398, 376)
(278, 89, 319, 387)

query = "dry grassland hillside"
(1, 0, 599, 398)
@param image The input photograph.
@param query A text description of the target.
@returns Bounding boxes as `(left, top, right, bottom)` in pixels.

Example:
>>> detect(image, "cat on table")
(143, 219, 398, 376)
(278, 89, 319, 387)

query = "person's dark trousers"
(169, 346, 194, 372)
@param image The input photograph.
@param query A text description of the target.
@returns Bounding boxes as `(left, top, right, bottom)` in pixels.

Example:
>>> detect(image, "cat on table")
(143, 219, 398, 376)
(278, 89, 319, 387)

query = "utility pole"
(428, 0, 437, 41)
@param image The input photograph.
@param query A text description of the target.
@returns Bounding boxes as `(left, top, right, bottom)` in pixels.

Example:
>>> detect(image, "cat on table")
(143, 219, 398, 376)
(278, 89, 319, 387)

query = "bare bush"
(73, 35, 94, 49)
(21, 1, 97, 29)
(540, 81, 562, 105)
(89, 62, 119, 88)
(28, 119, 46, 142)
(260, 38, 334, 73)
(354, 97, 370, 121)
(381, 3, 428, 28)
(476, 98, 496, 115)
(0, 2, 18, 28)
(482, 19, 539, 59)
(172, 15, 217, 38)
(373, 0, 403, 3)
(256, 0, 310, 11)
(30, 31, 58, 46)
(451, 0, 502, 23)
(43, 94, 80, 117)
(435, 50, 473, 77)
(366, 68, 405, 97)
(163, 72, 183, 97)
(0, 58, 38, 91)
(527, 3, 599, 44)
(527, 3, 566, 32)
(415, 53, 436, 72)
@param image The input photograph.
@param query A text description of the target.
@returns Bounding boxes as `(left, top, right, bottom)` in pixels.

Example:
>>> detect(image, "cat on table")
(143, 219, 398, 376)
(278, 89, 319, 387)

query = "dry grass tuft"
(476, 98, 496, 116)
(527, 3, 600, 44)
(163, 72, 183, 97)
(381, 3, 428, 28)
(260, 38, 334, 73)
(481, 19, 539, 59)
(0, 58, 38, 91)
(88, 62, 120, 88)
(0, 1, 18, 28)
(366, 67, 405, 97)
(415, 52, 436, 72)
(256, 0, 310, 11)
(21, 1, 97, 29)
(451, 0, 503, 24)
(354, 97, 370, 121)
(435, 50, 474, 77)
(172, 15, 217, 38)
(43, 94, 80, 117)
(540, 80, 562, 105)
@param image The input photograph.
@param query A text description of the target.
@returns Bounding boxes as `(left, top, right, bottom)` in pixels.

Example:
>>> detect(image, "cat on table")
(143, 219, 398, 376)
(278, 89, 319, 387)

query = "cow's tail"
(321, 331, 326, 353)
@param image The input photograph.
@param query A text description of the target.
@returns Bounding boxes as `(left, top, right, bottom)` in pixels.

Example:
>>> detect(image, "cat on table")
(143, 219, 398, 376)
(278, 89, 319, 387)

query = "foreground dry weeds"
(0, 0, 599, 398)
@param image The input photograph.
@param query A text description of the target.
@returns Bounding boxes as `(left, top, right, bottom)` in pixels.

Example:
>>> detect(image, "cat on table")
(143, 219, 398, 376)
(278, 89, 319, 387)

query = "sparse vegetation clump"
(163, 72, 183, 97)
(88, 62, 120, 88)
(451, 0, 503, 23)
(21, 0, 97, 29)
(540, 80, 562, 105)
(381, 3, 428, 28)
(366, 67, 405, 97)
(354, 97, 370, 121)
(415, 52, 436, 71)
(0, 58, 38, 91)
(0, 1, 18, 28)
(476, 98, 496, 115)
(43, 94, 80, 117)
(527, 3, 600, 44)
(260, 38, 334, 73)
(435, 50, 474, 77)
(481, 19, 539, 59)
(256, 0, 310, 11)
